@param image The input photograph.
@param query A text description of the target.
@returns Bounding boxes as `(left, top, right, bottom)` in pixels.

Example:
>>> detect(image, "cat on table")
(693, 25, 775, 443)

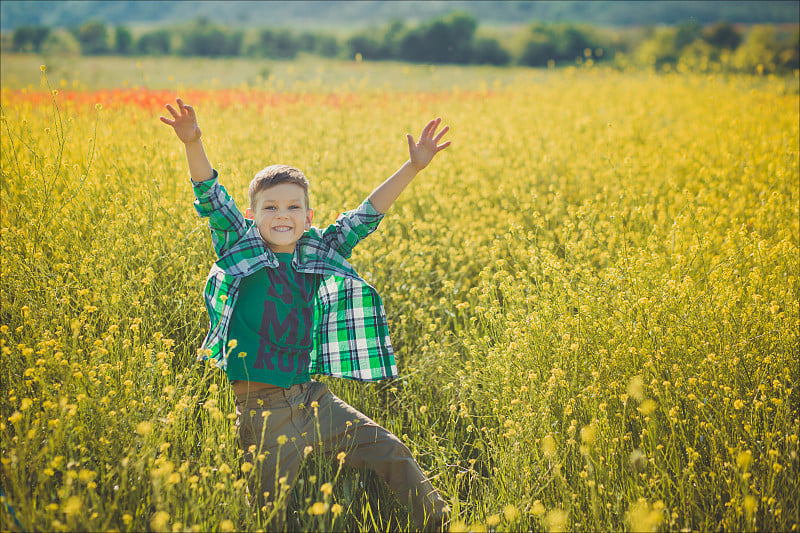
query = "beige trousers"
(235, 380, 449, 530)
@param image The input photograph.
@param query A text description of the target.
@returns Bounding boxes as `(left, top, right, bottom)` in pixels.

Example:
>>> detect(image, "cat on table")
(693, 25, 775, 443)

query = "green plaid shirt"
(192, 171, 397, 382)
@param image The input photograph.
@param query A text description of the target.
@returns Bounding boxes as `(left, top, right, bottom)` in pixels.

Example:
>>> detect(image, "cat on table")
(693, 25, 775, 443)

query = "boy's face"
(245, 183, 313, 254)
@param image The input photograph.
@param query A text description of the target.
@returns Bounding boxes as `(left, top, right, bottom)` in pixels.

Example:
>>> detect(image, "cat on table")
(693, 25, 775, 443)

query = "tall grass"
(1, 66, 798, 531)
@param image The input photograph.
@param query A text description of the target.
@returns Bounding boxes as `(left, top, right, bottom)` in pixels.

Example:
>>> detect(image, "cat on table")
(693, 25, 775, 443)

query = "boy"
(160, 98, 451, 530)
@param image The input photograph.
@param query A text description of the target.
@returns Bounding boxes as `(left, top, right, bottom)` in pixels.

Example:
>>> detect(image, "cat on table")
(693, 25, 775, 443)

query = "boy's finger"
(165, 104, 180, 118)
(436, 140, 451, 152)
(407, 133, 415, 152)
(429, 118, 442, 135)
(420, 120, 434, 139)
(159, 116, 174, 125)
(433, 125, 449, 143)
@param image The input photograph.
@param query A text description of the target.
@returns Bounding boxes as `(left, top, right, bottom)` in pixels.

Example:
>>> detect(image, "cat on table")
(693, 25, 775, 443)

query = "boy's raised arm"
(160, 98, 215, 182)
(367, 118, 450, 214)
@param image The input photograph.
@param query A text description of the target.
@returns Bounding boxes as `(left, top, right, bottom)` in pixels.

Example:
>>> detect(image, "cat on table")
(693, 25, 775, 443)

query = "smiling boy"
(161, 98, 450, 530)
(247, 176, 313, 254)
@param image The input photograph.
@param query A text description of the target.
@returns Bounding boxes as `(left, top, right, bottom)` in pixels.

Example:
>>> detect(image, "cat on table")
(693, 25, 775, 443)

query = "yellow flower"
(580, 424, 597, 445)
(639, 399, 656, 415)
(625, 499, 662, 532)
(543, 508, 568, 532)
(136, 421, 153, 436)
(150, 511, 170, 532)
(532, 500, 546, 516)
(320, 482, 333, 496)
(62, 496, 82, 517)
(8, 411, 22, 424)
(276, 434, 288, 445)
(627, 375, 645, 401)
(737, 450, 752, 470)
(219, 519, 235, 532)
(308, 502, 328, 515)
(303, 445, 313, 457)
(503, 504, 520, 522)
(629, 449, 647, 472)
(336, 451, 347, 464)
(541, 434, 557, 457)
(448, 521, 469, 533)
(40, 65, 46, 71)
(331, 503, 344, 517)
(743, 495, 757, 518)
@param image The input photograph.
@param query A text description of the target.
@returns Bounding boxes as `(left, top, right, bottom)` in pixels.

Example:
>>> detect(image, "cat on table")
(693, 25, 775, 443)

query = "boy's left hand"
(408, 118, 451, 172)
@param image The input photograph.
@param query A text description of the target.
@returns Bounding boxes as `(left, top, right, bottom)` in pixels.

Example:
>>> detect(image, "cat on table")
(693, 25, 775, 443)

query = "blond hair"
(248, 165, 310, 208)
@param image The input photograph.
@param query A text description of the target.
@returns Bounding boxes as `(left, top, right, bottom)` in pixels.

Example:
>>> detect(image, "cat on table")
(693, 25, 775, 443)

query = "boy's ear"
(305, 208, 313, 229)
(244, 207, 254, 220)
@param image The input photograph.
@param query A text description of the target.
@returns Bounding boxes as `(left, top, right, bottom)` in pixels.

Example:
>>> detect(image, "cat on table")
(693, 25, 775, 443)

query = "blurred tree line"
(8, 12, 799, 75)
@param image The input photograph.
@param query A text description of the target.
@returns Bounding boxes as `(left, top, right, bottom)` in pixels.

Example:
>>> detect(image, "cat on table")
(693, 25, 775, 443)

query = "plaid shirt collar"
(217, 222, 360, 281)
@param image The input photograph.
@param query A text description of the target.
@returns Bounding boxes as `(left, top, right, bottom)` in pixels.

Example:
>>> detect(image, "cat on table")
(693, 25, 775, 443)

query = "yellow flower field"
(1, 66, 798, 532)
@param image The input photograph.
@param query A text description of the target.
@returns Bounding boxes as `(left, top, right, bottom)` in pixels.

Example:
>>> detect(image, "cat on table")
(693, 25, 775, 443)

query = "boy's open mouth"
(273, 226, 293, 232)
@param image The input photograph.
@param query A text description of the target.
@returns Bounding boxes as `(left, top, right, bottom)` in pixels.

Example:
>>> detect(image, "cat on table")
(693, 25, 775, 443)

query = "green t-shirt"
(225, 253, 321, 387)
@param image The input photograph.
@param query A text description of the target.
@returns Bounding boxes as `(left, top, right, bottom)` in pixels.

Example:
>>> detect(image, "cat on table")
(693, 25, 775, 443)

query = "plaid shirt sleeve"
(319, 199, 385, 259)
(191, 170, 248, 258)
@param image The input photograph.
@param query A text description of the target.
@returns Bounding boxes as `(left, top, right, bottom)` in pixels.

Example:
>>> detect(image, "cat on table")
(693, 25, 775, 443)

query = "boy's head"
(248, 164, 310, 208)
(245, 165, 313, 254)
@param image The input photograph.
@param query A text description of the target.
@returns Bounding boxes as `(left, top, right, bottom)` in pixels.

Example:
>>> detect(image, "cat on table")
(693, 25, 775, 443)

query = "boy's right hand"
(160, 98, 202, 144)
